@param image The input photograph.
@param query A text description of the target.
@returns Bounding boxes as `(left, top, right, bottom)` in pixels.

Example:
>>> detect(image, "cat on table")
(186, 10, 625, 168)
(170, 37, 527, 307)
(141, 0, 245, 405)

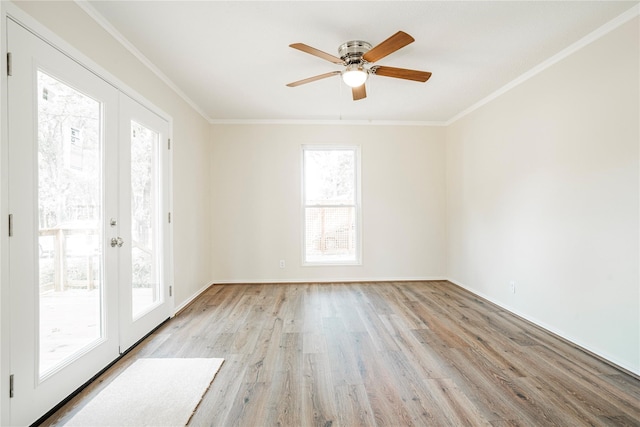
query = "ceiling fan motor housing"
(338, 40, 372, 65)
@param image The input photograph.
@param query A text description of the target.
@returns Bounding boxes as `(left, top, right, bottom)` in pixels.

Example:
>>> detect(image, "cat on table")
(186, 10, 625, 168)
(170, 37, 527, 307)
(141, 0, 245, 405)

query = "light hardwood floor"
(42, 281, 639, 426)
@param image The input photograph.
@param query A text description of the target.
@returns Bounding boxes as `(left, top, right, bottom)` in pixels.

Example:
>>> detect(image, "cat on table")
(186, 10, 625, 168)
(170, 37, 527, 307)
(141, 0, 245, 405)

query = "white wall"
(446, 17, 639, 373)
(210, 124, 446, 282)
(10, 1, 213, 307)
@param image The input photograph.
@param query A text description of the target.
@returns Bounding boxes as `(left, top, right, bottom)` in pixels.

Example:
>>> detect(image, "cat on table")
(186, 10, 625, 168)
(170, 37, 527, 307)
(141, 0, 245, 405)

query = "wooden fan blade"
(290, 43, 345, 65)
(286, 71, 341, 87)
(352, 84, 366, 101)
(373, 66, 432, 82)
(362, 31, 414, 63)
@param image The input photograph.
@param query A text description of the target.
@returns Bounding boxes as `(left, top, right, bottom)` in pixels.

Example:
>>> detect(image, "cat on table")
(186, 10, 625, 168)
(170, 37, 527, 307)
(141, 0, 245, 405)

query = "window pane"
(131, 121, 161, 318)
(304, 206, 356, 263)
(37, 71, 103, 377)
(304, 150, 355, 205)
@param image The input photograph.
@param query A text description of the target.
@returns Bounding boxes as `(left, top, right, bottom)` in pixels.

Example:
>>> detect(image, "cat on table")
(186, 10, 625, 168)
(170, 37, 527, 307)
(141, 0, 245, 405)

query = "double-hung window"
(302, 146, 361, 265)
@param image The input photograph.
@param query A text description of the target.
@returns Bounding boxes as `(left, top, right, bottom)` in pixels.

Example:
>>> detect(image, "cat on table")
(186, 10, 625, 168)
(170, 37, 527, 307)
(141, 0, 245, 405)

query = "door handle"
(110, 237, 124, 248)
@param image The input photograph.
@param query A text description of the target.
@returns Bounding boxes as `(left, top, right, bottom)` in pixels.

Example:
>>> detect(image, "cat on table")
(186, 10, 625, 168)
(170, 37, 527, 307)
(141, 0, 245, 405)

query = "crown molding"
(445, 3, 640, 126)
(209, 119, 447, 126)
(74, 0, 213, 123)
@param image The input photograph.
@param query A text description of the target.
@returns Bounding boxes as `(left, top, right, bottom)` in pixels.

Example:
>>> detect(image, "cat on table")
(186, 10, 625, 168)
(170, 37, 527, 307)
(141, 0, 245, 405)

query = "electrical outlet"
(509, 281, 516, 294)
(279, 260, 285, 269)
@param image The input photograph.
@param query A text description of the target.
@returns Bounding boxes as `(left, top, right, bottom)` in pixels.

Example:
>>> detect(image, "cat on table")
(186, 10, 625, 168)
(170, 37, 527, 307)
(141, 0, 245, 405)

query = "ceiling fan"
(286, 31, 432, 101)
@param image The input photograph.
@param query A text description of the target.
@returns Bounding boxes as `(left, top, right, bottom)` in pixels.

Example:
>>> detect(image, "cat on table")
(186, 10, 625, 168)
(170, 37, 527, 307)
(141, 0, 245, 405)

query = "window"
(302, 146, 361, 265)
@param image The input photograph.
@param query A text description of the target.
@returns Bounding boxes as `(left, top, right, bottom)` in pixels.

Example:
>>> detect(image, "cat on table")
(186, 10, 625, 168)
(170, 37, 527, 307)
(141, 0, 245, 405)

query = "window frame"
(301, 144, 362, 266)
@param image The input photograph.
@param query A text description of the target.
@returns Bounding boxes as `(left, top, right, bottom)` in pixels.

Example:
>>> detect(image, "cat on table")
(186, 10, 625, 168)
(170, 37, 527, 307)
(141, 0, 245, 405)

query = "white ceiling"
(82, 1, 637, 124)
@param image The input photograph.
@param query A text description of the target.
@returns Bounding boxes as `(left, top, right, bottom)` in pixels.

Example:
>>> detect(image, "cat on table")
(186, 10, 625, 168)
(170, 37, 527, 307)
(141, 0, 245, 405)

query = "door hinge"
(168, 138, 171, 150)
(7, 52, 12, 76)
(169, 286, 172, 297)
(168, 212, 171, 224)
(9, 374, 14, 398)
(8, 214, 13, 237)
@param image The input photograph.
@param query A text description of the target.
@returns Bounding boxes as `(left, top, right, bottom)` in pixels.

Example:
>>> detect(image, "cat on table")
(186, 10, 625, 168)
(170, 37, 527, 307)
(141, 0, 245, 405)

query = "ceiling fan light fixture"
(342, 64, 368, 87)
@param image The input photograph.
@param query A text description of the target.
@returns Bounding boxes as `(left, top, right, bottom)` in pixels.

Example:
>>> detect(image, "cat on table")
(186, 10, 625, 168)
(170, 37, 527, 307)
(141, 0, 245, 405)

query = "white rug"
(65, 358, 224, 427)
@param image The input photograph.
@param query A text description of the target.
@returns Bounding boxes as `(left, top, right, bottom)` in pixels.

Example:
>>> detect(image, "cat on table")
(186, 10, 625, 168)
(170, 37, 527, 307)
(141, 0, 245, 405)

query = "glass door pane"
(37, 71, 104, 378)
(130, 121, 161, 318)
(118, 94, 171, 352)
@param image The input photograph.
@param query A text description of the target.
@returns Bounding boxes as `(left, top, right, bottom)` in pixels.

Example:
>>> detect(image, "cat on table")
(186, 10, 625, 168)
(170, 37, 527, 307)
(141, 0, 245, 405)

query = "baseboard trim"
(445, 278, 640, 378)
(173, 281, 215, 316)
(210, 276, 448, 285)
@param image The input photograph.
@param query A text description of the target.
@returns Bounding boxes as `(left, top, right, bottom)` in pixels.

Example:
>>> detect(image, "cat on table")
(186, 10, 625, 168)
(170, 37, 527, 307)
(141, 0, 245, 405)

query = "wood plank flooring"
(41, 281, 640, 426)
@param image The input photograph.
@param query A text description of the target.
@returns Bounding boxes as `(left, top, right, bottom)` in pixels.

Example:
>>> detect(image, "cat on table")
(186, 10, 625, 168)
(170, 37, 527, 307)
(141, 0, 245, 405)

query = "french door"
(6, 19, 171, 426)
